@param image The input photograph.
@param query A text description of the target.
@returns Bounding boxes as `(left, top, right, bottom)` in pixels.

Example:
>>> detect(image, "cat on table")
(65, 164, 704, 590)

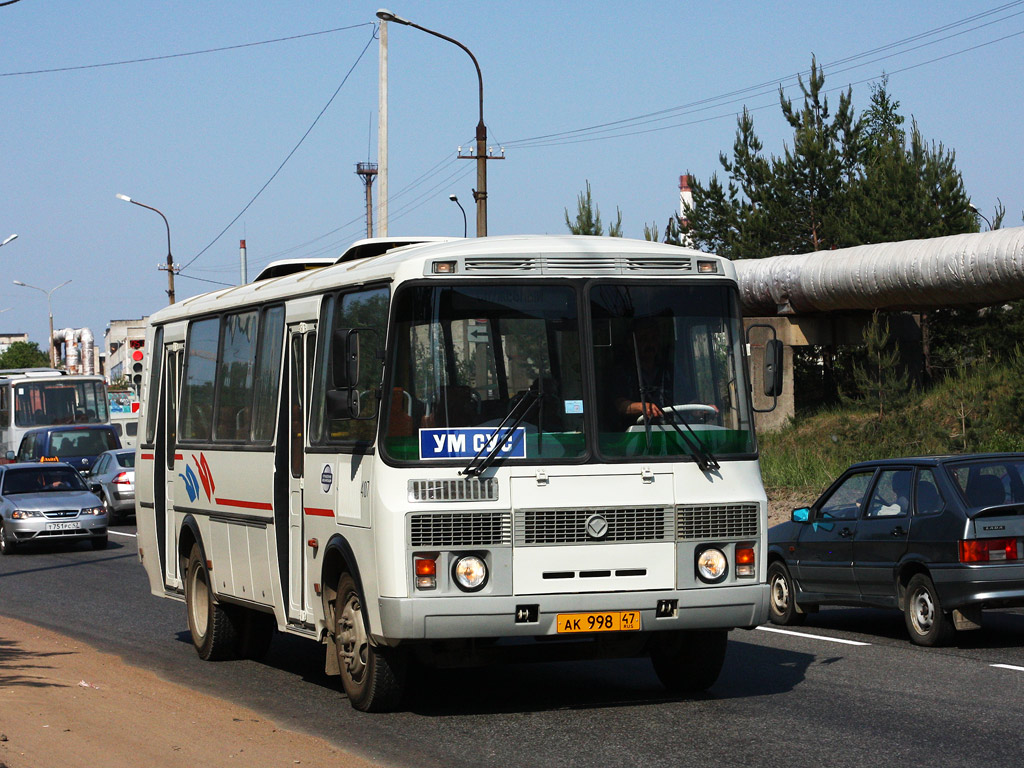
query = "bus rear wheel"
(333, 572, 405, 712)
(185, 543, 238, 661)
(650, 629, 728, 694)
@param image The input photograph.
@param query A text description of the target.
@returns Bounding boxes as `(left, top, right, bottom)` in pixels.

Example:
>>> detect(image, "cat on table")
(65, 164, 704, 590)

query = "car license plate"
(556, 610, 641, 634)
(45, 522, 80, 531)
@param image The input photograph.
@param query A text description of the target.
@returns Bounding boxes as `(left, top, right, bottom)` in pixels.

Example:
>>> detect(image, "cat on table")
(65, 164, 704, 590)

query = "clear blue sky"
(2, 1, 1021, 350)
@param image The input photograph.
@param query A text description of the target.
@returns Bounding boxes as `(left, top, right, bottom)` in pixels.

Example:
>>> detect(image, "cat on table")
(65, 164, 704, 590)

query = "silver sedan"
(87, 449, 136, 524)
(0, 462, 108, 553)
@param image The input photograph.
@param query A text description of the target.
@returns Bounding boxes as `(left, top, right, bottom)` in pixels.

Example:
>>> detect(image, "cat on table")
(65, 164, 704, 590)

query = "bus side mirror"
(763, 339, 784, 397)
(325, 389, 361, 419)
(331, 329, 360, 390)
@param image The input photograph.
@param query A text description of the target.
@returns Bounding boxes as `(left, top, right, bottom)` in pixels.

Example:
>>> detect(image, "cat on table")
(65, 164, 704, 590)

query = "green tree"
(0, 341, 50, 369)
(675, 60, 975, 257)
(565, 180, 622, 236)
(841, 312, 910, 419)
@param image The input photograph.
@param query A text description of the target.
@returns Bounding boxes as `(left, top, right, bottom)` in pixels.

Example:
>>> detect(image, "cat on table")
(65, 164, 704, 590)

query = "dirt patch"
(766, 488, 814, 527)
(0, 616, 378, 768)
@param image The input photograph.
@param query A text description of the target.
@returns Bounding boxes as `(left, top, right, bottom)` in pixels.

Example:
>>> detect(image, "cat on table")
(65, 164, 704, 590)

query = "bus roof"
(148, 235, 733, 326)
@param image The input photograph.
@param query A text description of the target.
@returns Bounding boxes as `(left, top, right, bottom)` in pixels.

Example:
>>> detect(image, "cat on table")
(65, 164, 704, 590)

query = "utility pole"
(356, 162, 379, 238)
(378, 19, 389, 237)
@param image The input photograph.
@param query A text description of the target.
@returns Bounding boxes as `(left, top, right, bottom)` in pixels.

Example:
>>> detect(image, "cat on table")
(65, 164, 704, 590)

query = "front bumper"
(377, 583, 769, 641)
(8, 515, 108, 543)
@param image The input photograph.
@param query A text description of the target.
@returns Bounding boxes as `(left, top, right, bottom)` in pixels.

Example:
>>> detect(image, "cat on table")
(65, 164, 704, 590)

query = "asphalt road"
(3, 523, 1024, 768)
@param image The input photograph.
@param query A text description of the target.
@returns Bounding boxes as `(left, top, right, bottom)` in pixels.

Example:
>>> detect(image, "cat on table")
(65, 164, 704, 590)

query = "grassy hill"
(758, 355, 1024, 520)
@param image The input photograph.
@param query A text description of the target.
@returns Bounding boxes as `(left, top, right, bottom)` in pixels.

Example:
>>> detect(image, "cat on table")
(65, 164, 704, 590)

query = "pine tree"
(565, 180, 622, 237)
(842, 312, 910, 419)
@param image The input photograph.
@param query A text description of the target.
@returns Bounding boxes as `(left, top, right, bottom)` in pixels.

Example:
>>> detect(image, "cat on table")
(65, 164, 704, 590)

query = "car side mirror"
(5, 451, 14, 461)
(791, 507, 810, 523)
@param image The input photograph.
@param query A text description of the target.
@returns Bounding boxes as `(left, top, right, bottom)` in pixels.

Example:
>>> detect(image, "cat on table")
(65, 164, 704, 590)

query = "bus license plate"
(556, 611, 641, 634)
(45, 522, 80, 531)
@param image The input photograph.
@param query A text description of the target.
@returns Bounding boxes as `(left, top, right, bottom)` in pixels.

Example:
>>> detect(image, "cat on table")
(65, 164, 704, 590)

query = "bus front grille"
(408, 478, 498, 502)
(676, 503, 759, 540)
(409, 511, 511, 547)
(515, 507, 673, 546)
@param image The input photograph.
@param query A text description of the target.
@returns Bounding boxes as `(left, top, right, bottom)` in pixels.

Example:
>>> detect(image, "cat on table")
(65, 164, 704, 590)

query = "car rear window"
(116, 451, 136, 469)
(49, 429, 118, 457)
(946, 459, 1024, 508)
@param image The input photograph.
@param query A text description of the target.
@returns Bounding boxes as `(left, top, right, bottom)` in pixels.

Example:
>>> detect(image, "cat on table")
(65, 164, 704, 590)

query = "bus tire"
(333, 572, 405, 712)
(650, 629, 728, 694)
(185, 543, 238, 661)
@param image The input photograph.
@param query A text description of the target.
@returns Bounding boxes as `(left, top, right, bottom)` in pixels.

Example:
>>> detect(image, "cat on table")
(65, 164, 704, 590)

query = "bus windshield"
(382, 280, 755, 464)
(13, 380, 109, 427)
(384, 283, 585, 462)
(590, 283, 754, 458)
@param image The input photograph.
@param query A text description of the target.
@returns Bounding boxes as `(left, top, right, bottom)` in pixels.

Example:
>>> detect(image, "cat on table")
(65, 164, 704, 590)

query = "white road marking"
(109, 530, 137, 539)
(990, 663, 1024, 672)
(756, 625, 871, 646)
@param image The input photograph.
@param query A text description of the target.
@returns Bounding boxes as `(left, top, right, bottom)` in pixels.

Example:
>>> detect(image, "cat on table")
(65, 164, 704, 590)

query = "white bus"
(135, 235, 780, 711)
(0, 368, 110, 460)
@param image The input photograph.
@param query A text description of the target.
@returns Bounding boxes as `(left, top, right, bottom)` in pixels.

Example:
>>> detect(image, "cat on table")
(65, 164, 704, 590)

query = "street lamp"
(13, 279, 71, 368)
(449, 194, 467, 237)
(969, 203, 993, 231)
(116, 193, 177, 304)
(377, 8, 495, 237)
(1, 234, 17, 248)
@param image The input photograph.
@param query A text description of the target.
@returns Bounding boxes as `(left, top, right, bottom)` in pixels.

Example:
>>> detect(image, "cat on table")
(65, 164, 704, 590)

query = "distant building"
(104, 318, 148, 385)
(0, 332, 29, 356)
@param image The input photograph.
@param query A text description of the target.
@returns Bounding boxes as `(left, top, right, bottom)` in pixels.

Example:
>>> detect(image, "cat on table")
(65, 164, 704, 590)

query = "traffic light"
(129, 339, 145, 390)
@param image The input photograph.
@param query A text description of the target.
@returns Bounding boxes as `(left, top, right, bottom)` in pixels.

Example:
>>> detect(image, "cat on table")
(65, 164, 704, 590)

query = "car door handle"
(839, 527, 854, 538)
(891, 526, 906, 536)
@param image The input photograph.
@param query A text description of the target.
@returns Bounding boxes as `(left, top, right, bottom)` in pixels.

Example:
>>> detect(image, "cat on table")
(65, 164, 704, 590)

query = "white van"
(110, 411, 139, 449)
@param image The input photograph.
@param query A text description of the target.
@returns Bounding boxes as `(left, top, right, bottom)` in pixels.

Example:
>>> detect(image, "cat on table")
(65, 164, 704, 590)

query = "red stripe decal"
(141, 453, 155, 460)
(174, 453, 183, 461)
(214, 498, 274, 511)
(304, 507, 334, 517)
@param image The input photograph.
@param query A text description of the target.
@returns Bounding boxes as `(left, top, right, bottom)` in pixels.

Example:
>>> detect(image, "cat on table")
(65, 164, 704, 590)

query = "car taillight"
(114, 472, 130, 485)
(959, 538, 1020, 563)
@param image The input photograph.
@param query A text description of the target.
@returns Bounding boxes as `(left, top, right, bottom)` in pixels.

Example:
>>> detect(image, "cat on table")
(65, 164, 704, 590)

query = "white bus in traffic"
(135, 235, 779, 711)
(0, 368, 110, 460)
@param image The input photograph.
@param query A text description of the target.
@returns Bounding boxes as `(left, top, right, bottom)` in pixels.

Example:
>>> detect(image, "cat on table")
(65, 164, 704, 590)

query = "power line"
(505, 1, 1024, 149)
(0, 23, 375, 78)
(179, 27, 377, 274)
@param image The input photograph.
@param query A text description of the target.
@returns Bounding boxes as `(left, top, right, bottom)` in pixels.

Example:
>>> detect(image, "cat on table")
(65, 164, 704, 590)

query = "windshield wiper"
(461, 390, 539, 477)
(631, 332, 719, 472)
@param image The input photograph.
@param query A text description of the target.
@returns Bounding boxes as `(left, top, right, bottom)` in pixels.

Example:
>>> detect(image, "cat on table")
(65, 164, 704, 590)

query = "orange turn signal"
(415, 558, 437, 576)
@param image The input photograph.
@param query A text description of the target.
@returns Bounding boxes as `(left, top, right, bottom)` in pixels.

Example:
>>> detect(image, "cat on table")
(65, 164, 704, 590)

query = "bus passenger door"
(162, 345, 183, 588)
(285, 327, 316, 623)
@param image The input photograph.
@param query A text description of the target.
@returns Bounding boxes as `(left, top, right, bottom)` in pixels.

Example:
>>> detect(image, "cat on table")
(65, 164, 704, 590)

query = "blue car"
(13, 424, 120, 475)
(767, 453, 1024, 646)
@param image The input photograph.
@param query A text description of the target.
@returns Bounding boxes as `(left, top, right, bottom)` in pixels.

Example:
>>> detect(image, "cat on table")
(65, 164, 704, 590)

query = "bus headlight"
(696, 547, 728, 583)
(453, 555, 488, 592)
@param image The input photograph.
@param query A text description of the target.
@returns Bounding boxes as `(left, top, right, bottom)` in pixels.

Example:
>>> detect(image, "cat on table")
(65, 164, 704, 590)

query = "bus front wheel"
(333, 572, 406, 712)
(185, 543, 238, 661)
(650, 629, 728, 694)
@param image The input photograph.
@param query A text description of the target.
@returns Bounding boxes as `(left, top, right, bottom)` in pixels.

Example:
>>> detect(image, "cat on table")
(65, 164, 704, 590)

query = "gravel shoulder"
(0, 616, 379, 768)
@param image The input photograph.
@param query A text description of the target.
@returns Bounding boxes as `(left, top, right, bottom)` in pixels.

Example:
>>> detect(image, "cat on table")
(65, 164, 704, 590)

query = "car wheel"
(102, 493, 119, 526)
(0, 522, 17, 555)
(768, 561, 807, 626)
(185, 543, 239, 661)
(91, 535, 108, 551)
(649, 629, 729, 694)
(904, 573, 955, 647)
(333, 572, 406, 712)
